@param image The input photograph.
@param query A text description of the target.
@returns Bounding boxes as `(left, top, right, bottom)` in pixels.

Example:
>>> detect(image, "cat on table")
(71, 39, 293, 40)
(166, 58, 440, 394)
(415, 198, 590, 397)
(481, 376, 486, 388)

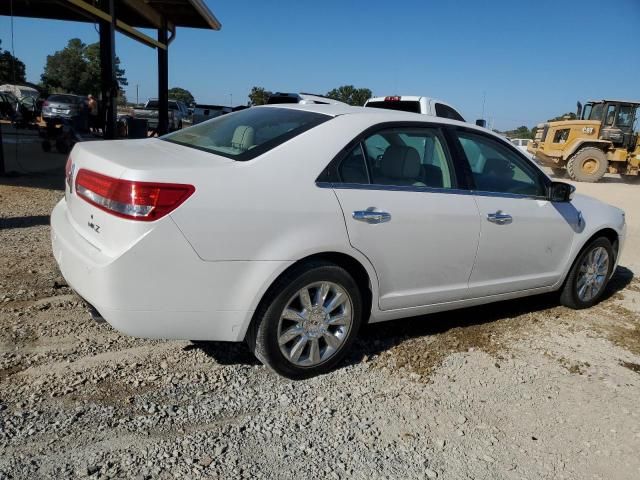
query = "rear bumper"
(51, 199, 291, 342)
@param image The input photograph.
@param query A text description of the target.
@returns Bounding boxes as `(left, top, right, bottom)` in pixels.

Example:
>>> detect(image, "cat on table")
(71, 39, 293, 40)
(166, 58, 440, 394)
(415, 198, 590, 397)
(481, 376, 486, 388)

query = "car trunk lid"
(65, 138, 233, 257)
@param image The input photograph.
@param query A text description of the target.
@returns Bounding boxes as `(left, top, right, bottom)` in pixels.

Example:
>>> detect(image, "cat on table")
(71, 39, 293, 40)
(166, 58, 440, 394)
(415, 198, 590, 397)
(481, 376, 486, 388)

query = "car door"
(451, 129, 578, 297)
(329, 126, 481, 310)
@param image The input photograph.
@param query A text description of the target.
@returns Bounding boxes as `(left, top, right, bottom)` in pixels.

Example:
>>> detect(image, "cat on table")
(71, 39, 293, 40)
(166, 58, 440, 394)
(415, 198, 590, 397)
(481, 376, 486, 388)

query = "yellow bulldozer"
(527, 99, 640, 182)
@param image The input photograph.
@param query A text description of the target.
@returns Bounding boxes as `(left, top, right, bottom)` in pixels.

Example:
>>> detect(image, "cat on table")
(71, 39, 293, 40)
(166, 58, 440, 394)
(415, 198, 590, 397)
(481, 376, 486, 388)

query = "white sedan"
(51, 104, 626, 378)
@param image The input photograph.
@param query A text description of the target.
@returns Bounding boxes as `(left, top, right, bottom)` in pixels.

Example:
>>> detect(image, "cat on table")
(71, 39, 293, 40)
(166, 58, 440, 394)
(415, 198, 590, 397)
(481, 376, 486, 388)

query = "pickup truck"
(364, 96, 466, 122)
(132, 99, 190, 132)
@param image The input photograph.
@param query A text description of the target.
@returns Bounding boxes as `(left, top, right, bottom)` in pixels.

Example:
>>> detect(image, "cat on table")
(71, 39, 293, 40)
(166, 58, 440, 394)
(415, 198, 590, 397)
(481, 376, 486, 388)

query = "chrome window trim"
(316, 181, 550, 201)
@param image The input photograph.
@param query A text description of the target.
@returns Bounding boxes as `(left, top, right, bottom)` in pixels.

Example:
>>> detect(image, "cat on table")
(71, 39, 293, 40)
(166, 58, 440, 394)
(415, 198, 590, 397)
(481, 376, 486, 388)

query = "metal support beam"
(157, 17, 169, 136)
(0, 122, 5, 176)
(66, 0, 167, 50)
(99, 0, 117, 139)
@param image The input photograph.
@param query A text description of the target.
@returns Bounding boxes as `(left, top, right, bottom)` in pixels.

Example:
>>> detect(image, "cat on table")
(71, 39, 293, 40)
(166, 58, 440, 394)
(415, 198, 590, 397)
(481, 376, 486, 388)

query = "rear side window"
(162, 107, 330, 160)
(434, 103, 465, 122)
(334, 127, 456, 189)
(365, 100, 421, 114)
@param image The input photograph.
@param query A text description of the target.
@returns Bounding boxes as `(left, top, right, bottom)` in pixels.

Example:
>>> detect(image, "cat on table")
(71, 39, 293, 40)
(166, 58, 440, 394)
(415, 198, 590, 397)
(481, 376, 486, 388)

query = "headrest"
(231, 125, 255, 151)
(484, 157, 513, 178)
(380, 145, 421, 179)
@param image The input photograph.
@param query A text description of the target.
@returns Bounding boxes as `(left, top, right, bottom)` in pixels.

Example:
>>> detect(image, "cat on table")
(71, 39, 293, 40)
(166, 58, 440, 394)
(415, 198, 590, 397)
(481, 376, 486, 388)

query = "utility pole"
(481, 91, 486, 119)
(136, 84, 139, 105)
(229, 93, 233, 107)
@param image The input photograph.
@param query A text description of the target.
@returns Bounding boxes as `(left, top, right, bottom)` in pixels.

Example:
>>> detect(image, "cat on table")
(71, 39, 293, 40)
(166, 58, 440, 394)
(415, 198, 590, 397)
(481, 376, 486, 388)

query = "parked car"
(365, 95, 465, 121)
(192, 104, 232, 125)
(0, 83, 39, 100)
(41, 94, 86, 125)
(510, 138, 532, 157)
(132, 99, 189, 131)
(52, 104, 626, 379)
(0, 91, 18, 119)
(267, 92, 348, 105)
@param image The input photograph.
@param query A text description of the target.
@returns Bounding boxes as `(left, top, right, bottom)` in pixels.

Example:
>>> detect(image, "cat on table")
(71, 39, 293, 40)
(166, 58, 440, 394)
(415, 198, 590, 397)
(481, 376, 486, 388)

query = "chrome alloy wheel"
(277, 281, 353, 367)
(576, 246, 609, 302)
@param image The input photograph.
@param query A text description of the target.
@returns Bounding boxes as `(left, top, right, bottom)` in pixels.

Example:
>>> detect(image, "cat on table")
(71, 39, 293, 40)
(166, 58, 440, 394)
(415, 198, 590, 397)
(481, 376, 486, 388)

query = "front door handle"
(487, 211, 512, 225)
(353, 208, 391, 224)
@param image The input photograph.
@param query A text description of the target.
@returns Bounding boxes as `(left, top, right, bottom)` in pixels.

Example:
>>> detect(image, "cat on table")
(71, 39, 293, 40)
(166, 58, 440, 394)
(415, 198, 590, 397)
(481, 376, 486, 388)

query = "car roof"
(257, 103, 504, 140)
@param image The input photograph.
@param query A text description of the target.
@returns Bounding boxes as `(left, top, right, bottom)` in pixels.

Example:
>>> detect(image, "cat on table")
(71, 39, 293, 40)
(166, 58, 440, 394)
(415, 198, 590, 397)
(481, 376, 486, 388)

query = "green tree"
(505, 125, 534, 139)
(0, 39, 27, 84)
(41, 38, 127, 95)
(326, 85, 372, 106)
(168, 87, 195, 105)
(248, 86, 270, 106)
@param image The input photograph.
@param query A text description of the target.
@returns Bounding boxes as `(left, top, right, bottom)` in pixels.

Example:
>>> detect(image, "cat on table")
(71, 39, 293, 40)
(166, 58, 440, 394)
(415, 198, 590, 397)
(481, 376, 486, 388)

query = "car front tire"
(247, 261, 363, 379)
(560, 237, 615, 309)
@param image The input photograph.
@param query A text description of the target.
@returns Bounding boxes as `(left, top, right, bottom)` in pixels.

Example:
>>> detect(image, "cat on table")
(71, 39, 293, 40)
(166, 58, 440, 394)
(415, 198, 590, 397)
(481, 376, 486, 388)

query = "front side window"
(456, 131, 546, 197)
(359, 128, 455, 188)
(590, 103, 604, 121)
(163, 107, 330, 160)
(581, 103, 592, 120)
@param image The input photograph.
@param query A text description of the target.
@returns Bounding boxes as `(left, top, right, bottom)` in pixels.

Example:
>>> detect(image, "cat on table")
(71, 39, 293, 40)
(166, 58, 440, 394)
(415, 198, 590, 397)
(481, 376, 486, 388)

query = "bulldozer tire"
(566, 147, 608, 182)
(550, 167, 566, 178)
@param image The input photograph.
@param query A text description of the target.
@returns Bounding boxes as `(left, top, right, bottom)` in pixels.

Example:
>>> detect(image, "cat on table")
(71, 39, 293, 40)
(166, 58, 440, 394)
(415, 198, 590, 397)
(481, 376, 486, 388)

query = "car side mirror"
(548, 181, 575, 202)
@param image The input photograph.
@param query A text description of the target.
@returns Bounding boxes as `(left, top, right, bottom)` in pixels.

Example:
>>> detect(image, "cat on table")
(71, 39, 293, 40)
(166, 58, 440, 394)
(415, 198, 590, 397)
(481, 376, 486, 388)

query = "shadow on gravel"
(0, 170, 65, 191)
(187, 266, 634, 371)
(185, 341, 261, 366)
(0, 215, 50, 229)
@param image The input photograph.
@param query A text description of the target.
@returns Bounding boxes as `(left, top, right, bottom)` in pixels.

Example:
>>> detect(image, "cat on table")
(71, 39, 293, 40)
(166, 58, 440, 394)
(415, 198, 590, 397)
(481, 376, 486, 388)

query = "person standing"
(88, 94, 99, 133)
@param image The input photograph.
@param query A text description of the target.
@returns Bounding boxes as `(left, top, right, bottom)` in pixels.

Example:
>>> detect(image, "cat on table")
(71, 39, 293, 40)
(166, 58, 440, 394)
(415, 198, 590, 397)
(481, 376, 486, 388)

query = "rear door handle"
(353, 208, 391, 224)
(487, 211, 512, 225)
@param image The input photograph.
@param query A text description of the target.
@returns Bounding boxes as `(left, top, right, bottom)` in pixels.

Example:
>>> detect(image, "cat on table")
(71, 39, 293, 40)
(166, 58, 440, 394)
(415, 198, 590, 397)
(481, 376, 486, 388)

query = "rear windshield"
(365, 100, 421, 114)
(266, 96, 300, 104)
(48, 95, 82, 104)
(162, 107, 331, 161)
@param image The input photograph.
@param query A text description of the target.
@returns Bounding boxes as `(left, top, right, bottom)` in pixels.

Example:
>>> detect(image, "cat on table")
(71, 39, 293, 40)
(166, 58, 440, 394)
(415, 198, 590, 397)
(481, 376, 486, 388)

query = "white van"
(364, 95, 465, 122)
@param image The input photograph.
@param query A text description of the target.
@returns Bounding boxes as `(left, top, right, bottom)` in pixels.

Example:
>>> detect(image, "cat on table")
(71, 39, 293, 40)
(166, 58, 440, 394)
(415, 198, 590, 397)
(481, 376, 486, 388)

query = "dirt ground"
(1, 170, 639, 479)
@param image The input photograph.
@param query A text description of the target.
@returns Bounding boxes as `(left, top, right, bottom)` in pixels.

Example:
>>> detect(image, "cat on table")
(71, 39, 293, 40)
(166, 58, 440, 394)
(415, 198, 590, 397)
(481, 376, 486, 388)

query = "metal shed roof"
(1, 0, 221, 30)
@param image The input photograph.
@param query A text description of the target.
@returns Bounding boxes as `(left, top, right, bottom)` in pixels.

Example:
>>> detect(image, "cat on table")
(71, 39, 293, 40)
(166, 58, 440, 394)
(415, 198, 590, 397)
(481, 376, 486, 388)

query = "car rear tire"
(559, 237, 615, 309)
(247, 261, 363, 379)
(566, 147, 608, 182)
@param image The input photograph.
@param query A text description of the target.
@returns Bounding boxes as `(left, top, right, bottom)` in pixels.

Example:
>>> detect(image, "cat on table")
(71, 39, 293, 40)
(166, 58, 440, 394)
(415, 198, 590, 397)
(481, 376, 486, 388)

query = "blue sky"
(1, 0, 639, 130)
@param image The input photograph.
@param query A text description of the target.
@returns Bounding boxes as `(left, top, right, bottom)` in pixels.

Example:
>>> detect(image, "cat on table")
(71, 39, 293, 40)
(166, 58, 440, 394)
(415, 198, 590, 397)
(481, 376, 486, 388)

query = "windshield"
(146, 100, 180, 110)
(585, 103, 604, 121)
(19, 89, 38, 98)
(365, 100, 421, 114)
(162, 107, 331, 161)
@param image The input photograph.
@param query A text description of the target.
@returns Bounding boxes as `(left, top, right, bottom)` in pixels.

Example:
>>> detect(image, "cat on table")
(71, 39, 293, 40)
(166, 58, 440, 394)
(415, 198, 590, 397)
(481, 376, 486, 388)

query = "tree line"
(248, 85, 372, 106)
(2, 36, 582, 130)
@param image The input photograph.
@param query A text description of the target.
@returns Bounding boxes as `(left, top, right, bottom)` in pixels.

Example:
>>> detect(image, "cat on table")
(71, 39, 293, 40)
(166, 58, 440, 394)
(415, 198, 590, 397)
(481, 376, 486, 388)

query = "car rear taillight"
(385, 96, 401, 101)
(75, 169, 195, 221)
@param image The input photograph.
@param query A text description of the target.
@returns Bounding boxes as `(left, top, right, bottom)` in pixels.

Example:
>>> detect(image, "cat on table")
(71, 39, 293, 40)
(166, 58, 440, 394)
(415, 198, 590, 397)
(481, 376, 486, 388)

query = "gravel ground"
(1, 172, 640, 479)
